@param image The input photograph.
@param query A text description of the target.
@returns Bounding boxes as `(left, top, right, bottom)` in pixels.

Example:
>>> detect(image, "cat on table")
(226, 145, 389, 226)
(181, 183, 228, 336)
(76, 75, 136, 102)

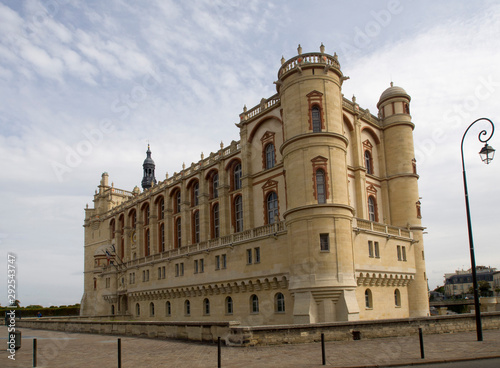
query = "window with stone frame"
(311, 156, 329, 204)
(307, 90, 325, 132)
(234, 195, 243, 232)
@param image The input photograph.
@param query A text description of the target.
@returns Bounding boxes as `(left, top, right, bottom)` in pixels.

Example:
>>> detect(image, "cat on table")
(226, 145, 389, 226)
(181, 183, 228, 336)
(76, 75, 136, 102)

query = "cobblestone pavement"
(1, 326, 500, 367)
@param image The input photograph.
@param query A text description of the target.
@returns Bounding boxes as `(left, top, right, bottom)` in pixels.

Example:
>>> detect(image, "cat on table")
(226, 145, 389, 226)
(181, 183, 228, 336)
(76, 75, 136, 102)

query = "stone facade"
(81, 45, 429, 325)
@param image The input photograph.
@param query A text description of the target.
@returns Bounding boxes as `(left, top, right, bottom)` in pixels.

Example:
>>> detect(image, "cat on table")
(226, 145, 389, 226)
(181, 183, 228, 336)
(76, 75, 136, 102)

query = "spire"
(141, 144, 157, 190)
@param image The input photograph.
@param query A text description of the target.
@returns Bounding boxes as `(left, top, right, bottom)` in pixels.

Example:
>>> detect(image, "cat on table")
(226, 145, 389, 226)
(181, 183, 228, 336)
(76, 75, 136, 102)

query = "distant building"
(80, 45, 429, 325)
(444, 266, 496, 297)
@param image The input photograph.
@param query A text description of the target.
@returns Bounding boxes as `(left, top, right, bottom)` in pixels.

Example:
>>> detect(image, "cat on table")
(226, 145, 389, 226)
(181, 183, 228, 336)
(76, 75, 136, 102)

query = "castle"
(81, 45, 429, 325)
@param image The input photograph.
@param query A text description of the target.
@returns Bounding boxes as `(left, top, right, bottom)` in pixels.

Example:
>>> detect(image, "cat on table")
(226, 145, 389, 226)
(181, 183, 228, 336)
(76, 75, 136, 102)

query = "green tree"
(478, 281, 492, 296)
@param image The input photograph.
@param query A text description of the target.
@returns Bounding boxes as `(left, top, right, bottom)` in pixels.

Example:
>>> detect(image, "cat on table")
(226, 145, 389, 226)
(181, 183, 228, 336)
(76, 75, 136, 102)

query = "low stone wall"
(16, 312, 500, 347)
(16, 319, 237, 344)
(228, 312, 500, 346)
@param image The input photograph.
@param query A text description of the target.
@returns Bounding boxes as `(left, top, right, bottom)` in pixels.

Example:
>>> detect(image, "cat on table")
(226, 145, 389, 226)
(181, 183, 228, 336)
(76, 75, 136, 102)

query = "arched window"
(119, 215, 125, 258)
(234, 195, 243, 232)
(158, 197, 164, 220)
(203, 298, 210, 315)
(175, 218, 181, 248)
(316, 169, 326, 204)
(185, 300, 191, 316)
(192, 182, 199, 207)
(143, 204, 149, 226)
(266, 192, 278, 224)
(368, 196, 377, 222)
(150, 302, 155, 317)
(212, 204, 220, 239)
(364, 150, 373, 175)
(275, 292, 285, 313)
(312, 105, 321, 132)
(145, 228, 150, 256)
(166, 301, 171, 316)
(212, 173, 219, 199)
(394, 289, 401, 307)
(136, 303, 140, 316)
(174, 191, 181, 214)
(193, 211, 200, 244)
(233, 163, 242, 190)
(250, 294, 259, 313)
(226, 296, 233, 315)
(365, 289, 373, 309)
(111, 305, 115, 315)
(265, 143, 275, 169)
(159, 223, 165, 252)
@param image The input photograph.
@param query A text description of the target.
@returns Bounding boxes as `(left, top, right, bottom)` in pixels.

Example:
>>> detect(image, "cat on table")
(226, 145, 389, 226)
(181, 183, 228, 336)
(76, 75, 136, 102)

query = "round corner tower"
(377, 83, 429, 317)
(277, 45, 358, 324)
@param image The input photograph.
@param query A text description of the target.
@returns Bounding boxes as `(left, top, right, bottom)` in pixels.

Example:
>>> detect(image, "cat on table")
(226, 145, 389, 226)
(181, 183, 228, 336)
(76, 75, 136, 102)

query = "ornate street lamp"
(460, 118, 495, 342)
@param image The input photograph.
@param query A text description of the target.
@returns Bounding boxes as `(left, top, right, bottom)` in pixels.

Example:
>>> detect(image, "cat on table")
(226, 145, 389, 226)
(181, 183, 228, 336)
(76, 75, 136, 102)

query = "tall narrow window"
(275, 292, 285, 312)
(365, 289, 373, 308)
(213, 173, 219, 199)
(185, 300, 190, 316)
(145, 229, 150, 256)
(203, 298, 210, 315)
(159, 223, 165, 252)
(136, 303, 140, 316)
(402, 246, 407, 261)
(193, 211, 200, 243)
(192, 182, 199, 207)
(234, 163, 242, 190)
(265, 143, 275, 169)
(368, 241, 374, 258)
(316, 169, 326, 204)
(320, 234, 329, 251)
(158, 197, 164, 219)
(394, 289, 401, 307)
(150, 302, 155, 317)
(364, 151, 373, 174)
(166, 301, 171, 316)
(175, 191, 181, 214)
(175, 218, 181, 248)
(368, 196, 377, 222)
(397, 245, 402, 261)
(374, 241, 380, 258)
(266, 192, 278, 224)
(143, 204, 150, 226)
(235, 195, 243, 232)
(312, 105, 321, 132)
(251, 294, 259, 313)
(226, 296, 233, 315)
(212, 203, 220, 238)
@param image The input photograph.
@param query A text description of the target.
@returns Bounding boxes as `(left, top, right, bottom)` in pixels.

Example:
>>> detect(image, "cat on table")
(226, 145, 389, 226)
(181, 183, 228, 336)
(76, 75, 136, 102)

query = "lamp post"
(460, 118, 495, 342)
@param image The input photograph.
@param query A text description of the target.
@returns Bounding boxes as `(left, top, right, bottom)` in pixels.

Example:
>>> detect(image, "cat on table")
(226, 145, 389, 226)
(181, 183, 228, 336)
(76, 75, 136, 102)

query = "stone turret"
(378, 82, 429, 317)
(277, 45, 358, 323)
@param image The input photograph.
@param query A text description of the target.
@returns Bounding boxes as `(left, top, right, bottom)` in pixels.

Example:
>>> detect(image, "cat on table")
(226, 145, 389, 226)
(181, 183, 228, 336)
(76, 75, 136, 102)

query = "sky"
(1, 0, 499, 308)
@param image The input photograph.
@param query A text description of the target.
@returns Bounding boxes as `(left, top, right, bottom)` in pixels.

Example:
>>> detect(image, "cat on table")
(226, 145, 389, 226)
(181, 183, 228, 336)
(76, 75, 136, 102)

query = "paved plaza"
(1, 325, 500, 367)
